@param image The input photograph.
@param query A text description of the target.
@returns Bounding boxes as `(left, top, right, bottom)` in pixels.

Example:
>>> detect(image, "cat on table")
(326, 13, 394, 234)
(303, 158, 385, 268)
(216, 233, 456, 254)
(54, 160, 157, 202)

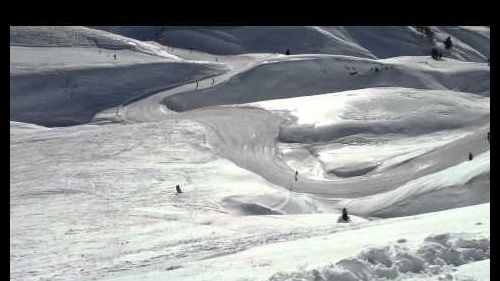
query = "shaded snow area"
(93, 26, 489, 62)
(11, 26, 489, 281)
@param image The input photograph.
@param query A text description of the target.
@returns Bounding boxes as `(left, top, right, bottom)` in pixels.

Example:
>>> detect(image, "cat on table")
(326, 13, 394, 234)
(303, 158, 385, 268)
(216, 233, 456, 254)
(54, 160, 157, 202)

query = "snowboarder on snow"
(175, 184, 182, 194)
(468, 153, 474, 161)
(431, 48, 442, 60)
(444, 36, 453, 50)
(337, 208, 351, 223)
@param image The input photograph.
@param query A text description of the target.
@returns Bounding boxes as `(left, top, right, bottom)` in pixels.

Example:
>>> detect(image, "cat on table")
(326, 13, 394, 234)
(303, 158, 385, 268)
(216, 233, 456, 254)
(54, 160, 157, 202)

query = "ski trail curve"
(183, 106, 489, 199)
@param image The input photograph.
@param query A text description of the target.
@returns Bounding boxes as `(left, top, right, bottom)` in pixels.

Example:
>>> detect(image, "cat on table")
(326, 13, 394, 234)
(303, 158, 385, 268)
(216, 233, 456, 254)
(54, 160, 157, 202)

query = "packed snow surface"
(10, 26, 489, 281)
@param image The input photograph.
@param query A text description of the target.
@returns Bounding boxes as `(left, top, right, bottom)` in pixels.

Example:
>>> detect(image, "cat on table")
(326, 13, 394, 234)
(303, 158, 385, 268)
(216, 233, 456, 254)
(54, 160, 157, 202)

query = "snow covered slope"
(10, 26, 489, 281)
(10, 26, 228, 126)
(10, 117, 489, 281)
(93, 26, 490, 62)
(11, 26, 180, 59)
(99, 204, 491, 281)
(164, 55, 489, 111)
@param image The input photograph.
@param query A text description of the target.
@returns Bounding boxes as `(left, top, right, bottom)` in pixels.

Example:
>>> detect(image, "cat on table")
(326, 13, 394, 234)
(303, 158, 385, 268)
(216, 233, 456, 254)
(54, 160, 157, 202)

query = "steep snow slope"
(10, 27, 228, 126)
(164, 55, 489, 111)
(92, 26, 489, 62)
(92, 26, 375, 58)
(319, 26, 489, 62)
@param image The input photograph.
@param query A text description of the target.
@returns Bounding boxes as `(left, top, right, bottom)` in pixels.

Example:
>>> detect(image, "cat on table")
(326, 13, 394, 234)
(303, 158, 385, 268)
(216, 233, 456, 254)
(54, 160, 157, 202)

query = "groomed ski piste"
(10, 26, 489, 281)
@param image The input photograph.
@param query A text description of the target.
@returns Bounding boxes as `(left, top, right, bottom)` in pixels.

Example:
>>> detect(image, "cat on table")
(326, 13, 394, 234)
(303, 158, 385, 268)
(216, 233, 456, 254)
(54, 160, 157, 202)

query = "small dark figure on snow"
(285, 49, 290, 55)
(113, 54, 117, 60)
(175, 184, 182, 194)
(487, 132, 490, 143)
(337, 208, 351, 223)
(431, 48, 442, 60)
(374, 67, 379, 73)
(444, 36, 453, 50)
(295, 170, 298, 181)
(468, 153, 474, 161)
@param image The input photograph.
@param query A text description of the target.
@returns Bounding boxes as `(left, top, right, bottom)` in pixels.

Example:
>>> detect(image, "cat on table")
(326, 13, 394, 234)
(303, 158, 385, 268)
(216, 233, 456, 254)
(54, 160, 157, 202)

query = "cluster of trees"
(414, 26, 435, 41)
(414, 26, 454, 59)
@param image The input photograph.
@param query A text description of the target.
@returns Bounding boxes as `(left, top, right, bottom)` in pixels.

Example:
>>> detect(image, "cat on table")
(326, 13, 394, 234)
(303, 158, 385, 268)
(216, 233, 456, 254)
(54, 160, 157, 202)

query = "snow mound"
(269, 233, 489, 281)
(249, 87, 489, 142)
(341, 151, 490, 217)
(10, 26, 179, 59)
(164, 55, 489, 111)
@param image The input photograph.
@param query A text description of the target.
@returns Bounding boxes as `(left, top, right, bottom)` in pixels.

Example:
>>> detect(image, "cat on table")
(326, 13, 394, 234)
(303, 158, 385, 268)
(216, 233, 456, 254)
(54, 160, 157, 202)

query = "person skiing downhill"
(468, 153, 474, 161)
(175, 184, 182, 194)
(337, 208, 351, 223)
(487, 132, 490, 143)
(113, 54, 117, 60)
(295, 170, 298, 181)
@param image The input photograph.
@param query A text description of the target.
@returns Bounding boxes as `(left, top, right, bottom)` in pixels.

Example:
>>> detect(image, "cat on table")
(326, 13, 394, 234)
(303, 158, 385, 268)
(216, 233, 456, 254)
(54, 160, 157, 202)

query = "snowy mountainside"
(94, 26, 489, 62)
(10, 26, 489, 281)
(10, 26, 180, 59)
(10, 26, 228, 126)
(164, 55, 489, 111)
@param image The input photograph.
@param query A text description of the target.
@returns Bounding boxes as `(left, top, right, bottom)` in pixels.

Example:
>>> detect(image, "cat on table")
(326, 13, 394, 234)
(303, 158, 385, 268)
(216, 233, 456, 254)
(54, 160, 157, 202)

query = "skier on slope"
(113, 54, 117, 60)
(295, 170, 298, 181)
(175, 184, 182, 194)
(487, 132, 490, 143)
(468, 153, 474, 161)
(337, 208, 351, 223)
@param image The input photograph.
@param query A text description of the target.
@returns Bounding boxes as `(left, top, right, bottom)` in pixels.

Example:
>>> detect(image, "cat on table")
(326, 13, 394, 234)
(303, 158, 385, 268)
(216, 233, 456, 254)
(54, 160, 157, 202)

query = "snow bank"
(454, 259, 490, 281)
(269, 232, 490, 281)
(164, 55, 489, 111)
(341, 151, 490, 217)
(110, 203, 488, 281)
